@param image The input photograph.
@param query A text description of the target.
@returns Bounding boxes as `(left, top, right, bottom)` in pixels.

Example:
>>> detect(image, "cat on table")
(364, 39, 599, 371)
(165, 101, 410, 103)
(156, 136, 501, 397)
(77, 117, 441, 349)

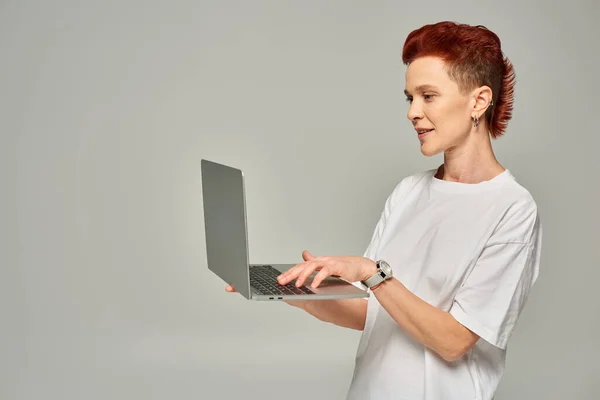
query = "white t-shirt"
(346, 168, 543, 400)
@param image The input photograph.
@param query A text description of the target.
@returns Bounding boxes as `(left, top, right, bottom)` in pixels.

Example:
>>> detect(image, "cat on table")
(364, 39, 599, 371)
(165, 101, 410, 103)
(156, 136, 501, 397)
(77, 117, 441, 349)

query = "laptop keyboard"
(250, 265, 315, 296)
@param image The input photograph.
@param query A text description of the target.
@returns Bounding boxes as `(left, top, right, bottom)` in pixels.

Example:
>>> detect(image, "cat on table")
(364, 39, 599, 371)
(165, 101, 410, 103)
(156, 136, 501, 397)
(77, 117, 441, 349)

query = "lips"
(417, 129, 434, 139)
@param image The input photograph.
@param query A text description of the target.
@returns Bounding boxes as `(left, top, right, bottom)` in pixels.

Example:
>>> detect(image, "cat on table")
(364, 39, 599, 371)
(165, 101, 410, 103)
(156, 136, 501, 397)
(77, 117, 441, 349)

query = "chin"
(420, 143, 442, 157)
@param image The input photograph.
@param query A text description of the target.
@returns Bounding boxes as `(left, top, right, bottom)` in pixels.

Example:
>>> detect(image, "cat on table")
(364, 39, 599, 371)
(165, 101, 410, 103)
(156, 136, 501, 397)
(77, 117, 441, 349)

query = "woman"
(227, 21, 542, 399)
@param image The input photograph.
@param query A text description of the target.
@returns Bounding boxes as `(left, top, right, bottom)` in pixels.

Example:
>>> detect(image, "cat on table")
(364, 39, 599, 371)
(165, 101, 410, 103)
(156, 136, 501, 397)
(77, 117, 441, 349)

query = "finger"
(302, 250, 316, 261)
(278, 264, 306, 285)
(225, 284, 237, 292)
(277, 250, 317, 283)
(277, 268, 297, 285)
(295, 262, 323, 287)
(310, 268, 332, 289)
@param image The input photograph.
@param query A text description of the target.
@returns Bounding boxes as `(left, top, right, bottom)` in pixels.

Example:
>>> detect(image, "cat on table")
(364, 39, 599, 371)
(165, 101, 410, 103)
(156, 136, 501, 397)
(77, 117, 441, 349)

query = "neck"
(436, 126, 505, 184)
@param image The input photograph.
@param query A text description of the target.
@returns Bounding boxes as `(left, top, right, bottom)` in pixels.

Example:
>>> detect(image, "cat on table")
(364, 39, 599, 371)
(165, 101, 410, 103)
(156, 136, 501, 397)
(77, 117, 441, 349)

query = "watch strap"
(362, 260, 390, 289)
(363, 270, 385, 288)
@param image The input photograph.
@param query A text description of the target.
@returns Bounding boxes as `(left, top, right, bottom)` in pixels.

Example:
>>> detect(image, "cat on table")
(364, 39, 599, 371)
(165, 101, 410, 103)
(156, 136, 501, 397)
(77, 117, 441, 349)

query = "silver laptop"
(200, 159, 369, 301)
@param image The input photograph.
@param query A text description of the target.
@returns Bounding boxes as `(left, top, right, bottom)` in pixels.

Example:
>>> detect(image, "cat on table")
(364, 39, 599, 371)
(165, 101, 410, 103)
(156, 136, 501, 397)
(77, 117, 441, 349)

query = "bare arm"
(293, 279, 478, 360)
(371, 278, 479, 362)
(277, 252, 480, 362)
(224, 284, 367, 330)
(286, 298, 368, 330)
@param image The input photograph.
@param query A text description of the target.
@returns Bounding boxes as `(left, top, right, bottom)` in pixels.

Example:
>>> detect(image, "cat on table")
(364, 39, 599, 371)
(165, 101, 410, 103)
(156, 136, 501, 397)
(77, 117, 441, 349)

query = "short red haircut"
(402, 21, 515, 138)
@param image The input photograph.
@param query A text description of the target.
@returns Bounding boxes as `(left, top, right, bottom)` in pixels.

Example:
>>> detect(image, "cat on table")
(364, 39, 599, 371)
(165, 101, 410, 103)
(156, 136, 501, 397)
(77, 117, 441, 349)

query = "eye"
(405, 97, 413, 103)
(423, 94, 434, 101)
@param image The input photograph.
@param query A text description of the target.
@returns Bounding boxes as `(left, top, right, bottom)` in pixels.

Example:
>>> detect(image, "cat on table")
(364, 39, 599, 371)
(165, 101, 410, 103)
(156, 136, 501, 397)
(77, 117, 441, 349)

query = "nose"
(407, 101, 423, 124)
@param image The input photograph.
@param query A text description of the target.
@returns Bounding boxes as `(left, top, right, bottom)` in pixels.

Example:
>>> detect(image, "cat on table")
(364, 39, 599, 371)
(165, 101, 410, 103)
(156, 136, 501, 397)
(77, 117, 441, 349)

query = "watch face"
(379, 260, 393, 276)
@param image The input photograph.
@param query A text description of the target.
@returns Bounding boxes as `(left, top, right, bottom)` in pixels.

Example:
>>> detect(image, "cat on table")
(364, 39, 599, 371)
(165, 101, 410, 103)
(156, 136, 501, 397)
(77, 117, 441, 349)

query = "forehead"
(405, 56, 454, 91)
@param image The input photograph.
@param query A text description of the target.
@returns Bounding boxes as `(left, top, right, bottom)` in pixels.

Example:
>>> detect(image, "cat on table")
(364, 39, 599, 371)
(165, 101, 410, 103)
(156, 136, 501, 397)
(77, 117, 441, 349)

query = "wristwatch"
(361, 260, 393, 290)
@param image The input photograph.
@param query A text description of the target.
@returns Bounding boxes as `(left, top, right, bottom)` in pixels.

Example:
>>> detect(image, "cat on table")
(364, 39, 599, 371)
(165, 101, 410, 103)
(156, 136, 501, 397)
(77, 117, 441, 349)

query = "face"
(404, 56, 475, 156)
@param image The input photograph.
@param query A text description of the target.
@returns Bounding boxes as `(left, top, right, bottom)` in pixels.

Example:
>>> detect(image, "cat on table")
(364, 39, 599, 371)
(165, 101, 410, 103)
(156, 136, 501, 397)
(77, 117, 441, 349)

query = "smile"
(417, 129, 434, 139)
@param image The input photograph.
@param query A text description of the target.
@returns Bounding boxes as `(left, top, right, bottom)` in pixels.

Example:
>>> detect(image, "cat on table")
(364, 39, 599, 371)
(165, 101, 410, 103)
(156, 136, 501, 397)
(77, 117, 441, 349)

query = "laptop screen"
(201, 160, 252, 299)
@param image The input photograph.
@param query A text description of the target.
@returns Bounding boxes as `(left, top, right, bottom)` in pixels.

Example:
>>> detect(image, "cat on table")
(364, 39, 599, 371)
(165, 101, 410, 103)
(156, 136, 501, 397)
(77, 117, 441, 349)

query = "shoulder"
(499, 173, 539, 218)
(489, 174, 541, 245)
(385, 168, 434, 206)
(393, 168, 436, 194)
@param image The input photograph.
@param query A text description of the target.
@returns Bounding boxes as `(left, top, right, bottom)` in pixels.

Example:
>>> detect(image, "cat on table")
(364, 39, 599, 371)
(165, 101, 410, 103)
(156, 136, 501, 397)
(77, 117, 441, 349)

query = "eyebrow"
(404, 84, 440, 96)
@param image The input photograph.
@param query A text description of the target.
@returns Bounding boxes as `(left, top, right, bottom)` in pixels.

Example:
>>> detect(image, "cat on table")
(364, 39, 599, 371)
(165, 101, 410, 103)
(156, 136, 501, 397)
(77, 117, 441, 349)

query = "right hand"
(224, 250, 316, 308)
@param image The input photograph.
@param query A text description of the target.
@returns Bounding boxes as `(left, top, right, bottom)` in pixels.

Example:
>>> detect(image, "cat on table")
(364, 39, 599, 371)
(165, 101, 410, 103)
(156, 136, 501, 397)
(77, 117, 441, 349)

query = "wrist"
(363, 259, 378, 281)
(371, 278, 391, 291)
(361, 259, 393, 290)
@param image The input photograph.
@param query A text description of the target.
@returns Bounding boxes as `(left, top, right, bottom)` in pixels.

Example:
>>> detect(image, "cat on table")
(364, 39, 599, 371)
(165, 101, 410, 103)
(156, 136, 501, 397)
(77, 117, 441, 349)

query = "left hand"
(277, 250, 378, 289)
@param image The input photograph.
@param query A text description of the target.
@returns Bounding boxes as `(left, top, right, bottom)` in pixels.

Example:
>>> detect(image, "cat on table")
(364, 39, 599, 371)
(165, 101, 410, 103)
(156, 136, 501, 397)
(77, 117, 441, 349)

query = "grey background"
(2, 0, 599, 399)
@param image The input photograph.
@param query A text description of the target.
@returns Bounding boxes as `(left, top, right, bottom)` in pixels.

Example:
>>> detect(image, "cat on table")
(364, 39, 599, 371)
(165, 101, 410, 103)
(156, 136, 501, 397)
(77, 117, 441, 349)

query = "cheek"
(429, 104, 468, 132)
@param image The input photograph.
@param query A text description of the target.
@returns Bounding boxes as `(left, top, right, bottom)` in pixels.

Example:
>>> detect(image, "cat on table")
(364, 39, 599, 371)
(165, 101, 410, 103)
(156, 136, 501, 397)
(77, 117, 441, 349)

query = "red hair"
(402, 21, 515, 138)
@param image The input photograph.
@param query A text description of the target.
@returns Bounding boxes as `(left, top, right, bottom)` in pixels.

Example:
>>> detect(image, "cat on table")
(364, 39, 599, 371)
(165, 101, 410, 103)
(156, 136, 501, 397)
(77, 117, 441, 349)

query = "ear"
(471, 85, 493, 114)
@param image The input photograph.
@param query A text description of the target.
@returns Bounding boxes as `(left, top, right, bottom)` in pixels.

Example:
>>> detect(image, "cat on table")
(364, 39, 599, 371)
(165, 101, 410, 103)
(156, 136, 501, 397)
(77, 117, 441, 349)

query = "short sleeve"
(350, 201, 390, 290)
(449, 211, 542, 349)
(361, 208, 387, 261)
(361, 176, 411, 260)
(350, 178, 409, 289)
